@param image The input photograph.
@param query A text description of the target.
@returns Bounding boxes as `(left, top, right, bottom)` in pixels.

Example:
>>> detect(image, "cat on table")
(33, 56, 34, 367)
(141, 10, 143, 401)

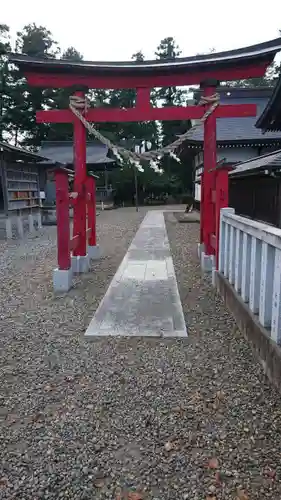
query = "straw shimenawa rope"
(69, 92, 219, 171)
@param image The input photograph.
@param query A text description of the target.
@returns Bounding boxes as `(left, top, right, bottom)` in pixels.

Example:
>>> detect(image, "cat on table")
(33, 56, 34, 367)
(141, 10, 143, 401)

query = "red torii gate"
(10, 38, 281, 290)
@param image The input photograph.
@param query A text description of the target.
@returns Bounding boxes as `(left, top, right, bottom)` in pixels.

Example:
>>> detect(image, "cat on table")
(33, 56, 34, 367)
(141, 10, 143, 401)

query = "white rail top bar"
(222, 212, 281, 250)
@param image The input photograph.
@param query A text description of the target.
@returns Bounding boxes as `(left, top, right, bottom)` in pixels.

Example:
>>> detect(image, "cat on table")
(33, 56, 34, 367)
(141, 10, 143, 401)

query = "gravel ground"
(1, 207, 281, 500)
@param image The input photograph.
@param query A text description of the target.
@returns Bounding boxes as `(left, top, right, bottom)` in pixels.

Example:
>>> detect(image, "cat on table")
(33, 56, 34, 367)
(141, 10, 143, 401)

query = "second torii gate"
(10, 38, 281, 290)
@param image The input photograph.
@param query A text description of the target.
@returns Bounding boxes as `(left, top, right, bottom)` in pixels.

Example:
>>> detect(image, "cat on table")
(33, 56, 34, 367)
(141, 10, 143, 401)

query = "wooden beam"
(25, 62, 270, 89)
(36, 103, 257, 124)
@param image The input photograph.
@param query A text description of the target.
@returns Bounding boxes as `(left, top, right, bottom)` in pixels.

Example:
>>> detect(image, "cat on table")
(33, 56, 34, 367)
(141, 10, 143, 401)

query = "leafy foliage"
(154, 37, 191, 191)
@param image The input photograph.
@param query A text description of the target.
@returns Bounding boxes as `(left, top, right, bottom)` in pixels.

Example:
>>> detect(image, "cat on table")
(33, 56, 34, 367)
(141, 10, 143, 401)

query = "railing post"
(200, 171, 205, 244)
(218, 216, 225, 273)
(234, 228, 243, 292)
(223, 223, 230, 277)
(241, 233, 251, 302)
(259, 242, 275, 328)
(271, 248, 281, 344)
(249, 237, 262, 314)
(219, 207, 234, 275)
(215, 167, 229, 269)
(228, 225, 236, 285)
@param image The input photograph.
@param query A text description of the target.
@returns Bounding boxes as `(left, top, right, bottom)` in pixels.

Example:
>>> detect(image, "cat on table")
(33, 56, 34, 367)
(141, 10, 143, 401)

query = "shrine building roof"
(0, 141, 48, 162)
(230, 148, 281, 177)
(38, 141, 116, 171)
(8, 38, 281, 88)
(256, 74, 281, 132)
(186, 86, 281, 146)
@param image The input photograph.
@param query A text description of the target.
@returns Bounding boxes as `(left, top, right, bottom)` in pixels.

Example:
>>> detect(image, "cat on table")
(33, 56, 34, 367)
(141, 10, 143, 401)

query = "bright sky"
(2, 0, 281, 61)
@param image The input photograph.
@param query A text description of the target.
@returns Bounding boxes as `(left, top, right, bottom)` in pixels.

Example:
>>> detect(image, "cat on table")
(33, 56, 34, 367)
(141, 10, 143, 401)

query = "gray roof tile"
(39, 141, 115, 165)
(230, 149, 281, 176)
(188, 94, 281, 143)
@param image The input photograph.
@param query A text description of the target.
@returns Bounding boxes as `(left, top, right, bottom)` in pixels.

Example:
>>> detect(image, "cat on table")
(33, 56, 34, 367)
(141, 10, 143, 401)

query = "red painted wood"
(86, 176, 96, 247)
(202, 85, 217, 256)
(136, 87, 151, 111)
(200, 171, 204, 245)
(210, 234, 217, 250)
(36, 103, 257, 124)
(55, 169, 71, 270)
(215, 167, 229, 268)
(72, 91, 87, 258)
(70, 234, 79, 251)
(25, 62, 270, 89)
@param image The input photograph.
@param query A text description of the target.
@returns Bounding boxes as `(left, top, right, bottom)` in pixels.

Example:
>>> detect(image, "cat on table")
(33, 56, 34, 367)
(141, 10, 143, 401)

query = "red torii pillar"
(200, 81, 219, 272)
(50, 88, 100, 290)
(37, 85, 256, 271)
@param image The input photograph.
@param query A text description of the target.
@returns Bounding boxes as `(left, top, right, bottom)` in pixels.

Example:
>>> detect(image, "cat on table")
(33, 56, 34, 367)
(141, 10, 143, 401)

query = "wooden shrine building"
(0, 141, 48, 239)
(229, 149, 281, 227)
(228, 74, 281, 227)
(256, 73, 281, 132)
(38, 141, 116, 205)
(190, 87, 281, 207)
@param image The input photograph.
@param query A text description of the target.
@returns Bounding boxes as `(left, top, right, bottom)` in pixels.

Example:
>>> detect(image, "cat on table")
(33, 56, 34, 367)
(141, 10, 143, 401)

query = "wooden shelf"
(8, 197, 39, 201)
(4, 164, 40, 212)
(8, 205, 40, 211)
(8, 180, 37, 187)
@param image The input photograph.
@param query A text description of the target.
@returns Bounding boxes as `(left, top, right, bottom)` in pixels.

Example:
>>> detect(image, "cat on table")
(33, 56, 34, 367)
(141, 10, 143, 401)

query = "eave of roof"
(230, 148, 281, 177)
(0, 141, 47, 162)
(38, 141, 116, 168)
(194, 85, 276, 102)
(184, 138, 281, 147)
(8, 38, 281, 77)
(255, 74, 281, 132)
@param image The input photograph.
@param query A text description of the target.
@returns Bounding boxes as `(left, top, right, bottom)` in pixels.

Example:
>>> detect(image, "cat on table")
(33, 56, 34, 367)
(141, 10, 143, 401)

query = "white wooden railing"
(219, 208, 281, 345)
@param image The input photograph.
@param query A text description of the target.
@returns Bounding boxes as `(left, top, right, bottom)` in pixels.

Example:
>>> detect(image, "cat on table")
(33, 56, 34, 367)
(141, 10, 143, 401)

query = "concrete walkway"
(85, 211, 187, 337)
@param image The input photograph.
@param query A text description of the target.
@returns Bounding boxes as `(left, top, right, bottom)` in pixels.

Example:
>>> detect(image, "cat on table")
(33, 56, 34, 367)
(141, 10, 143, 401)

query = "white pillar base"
(201, 252, 215, 272)
(28, 213, 34, 233)
(88, 245, 100, 260)
(71, 254, 90, 273)
(53, 268, 73, 292)
(6, 218, 12, 239)
(17, 216, 24, 238)
(197, 242, 205, 259)
(212, 267, 218, 287)
(37, 211, 42, 229)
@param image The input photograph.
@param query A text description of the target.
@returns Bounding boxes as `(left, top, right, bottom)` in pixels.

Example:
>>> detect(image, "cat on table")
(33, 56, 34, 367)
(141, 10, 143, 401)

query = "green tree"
(1, 24, 61, 147)
(154, 37, 191, 191)
(0, 24, 11, 140)
(132, 51, 144, 62)
(0, 24, 10, 55)
(15, 23, 59, 57)
(102, 49, 162, 202)
(46, 47, 84, 141)
(14, 24, 61, 148)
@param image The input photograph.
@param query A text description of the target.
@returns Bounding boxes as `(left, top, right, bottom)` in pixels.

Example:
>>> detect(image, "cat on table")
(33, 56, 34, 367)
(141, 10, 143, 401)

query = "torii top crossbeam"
(9, 38, 281, 89)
